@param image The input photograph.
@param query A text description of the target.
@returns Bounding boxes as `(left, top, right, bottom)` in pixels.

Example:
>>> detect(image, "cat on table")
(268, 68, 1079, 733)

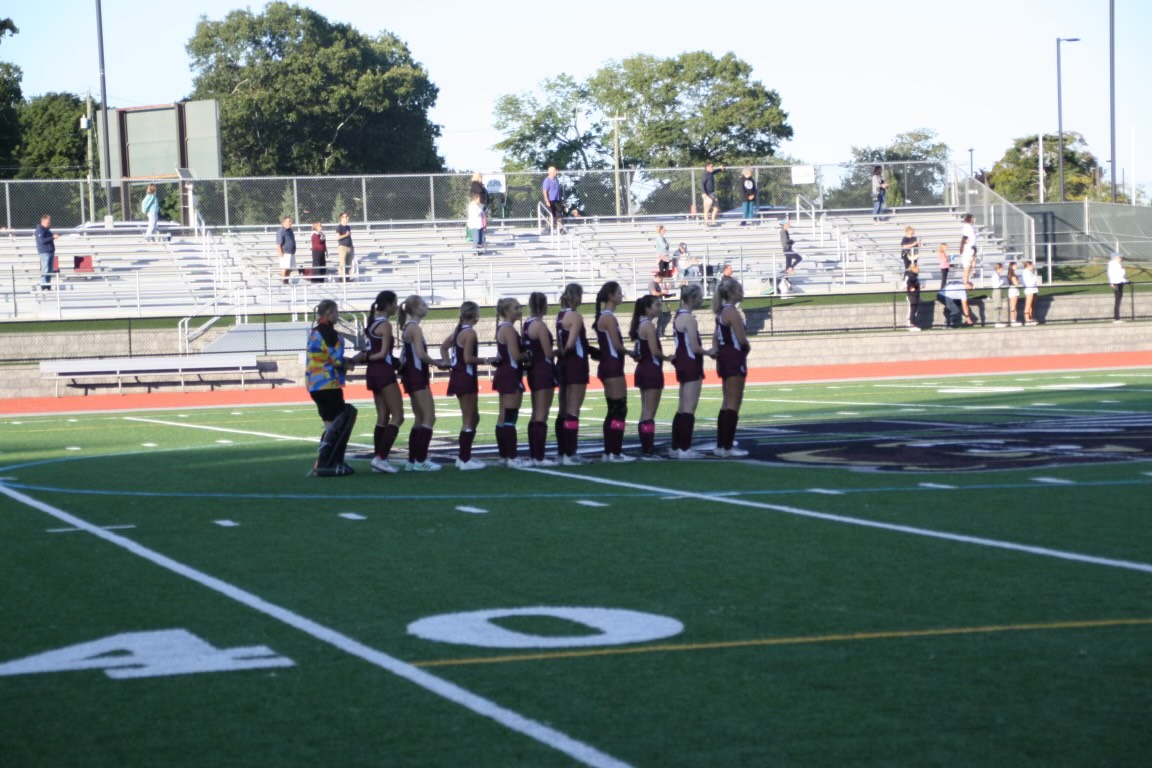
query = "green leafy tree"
(588, 52, 792, 168)
(493, 75, 608, 172)
(986, 132, 1102, 202)
(14, 92, 85, 178)
(493, 52, 792, 172)
(0, 18, 23, 179)
(824, 129, 950, 208)
(186, 2, 443, 176)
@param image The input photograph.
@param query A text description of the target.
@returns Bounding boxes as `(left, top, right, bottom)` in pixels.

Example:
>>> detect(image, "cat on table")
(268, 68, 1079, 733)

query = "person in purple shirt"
(34, 213, 60, 290)
(541, 166, 565, 234)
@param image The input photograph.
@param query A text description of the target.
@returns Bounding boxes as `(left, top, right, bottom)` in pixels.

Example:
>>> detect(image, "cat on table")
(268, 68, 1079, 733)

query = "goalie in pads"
(307, 300, 366, 476)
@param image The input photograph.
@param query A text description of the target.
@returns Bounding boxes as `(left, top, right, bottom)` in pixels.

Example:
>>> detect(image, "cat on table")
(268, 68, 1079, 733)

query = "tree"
(14, 92, 86, 178)
(986, 133, 1101, 203)
(823, 129, 951, 208)
(186, 2, 443, 176)
(589, 52, 792, 168)
(492, 75, 608, 172)
(493, 52, 792, 172)
(0, 18, 23, 179)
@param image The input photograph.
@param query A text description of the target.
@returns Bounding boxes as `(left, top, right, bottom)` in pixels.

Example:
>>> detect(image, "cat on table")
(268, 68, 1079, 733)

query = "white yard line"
(524, 470, 1152, 575)
(0, 483, 631, 768)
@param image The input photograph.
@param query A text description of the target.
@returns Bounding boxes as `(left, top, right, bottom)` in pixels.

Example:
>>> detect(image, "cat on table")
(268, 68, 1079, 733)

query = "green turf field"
(2, 369, 1151, 767)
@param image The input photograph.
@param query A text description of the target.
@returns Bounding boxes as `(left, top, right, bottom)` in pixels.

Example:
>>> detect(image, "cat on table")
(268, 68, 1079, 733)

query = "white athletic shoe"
(371, 457, 398, 474)
(603, 453, 636, 463)
(726, 447, 750, 458)
(505, 457, 533, 469)
(405, 460, 441, 472)
(672, 448, 705, 460)
(455, 458, 487, 471)
(639, 453, 665, 461)
(533, 458, 559, 468)
(559, 455, 587, 466)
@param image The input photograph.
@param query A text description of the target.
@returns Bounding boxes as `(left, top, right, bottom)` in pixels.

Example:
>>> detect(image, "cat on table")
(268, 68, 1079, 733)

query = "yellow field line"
(412, 617, 1152, 668)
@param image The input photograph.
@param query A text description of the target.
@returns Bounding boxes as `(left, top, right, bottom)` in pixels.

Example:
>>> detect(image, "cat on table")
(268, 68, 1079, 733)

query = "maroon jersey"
(522, 316, 556, 392)
(365, 316, 398, 391)
(556, 308, 590, 386)
(401, 321, 431, 394)
(446, 324, 479, 396)
(672, 308, 704, 384)
(714, 304, 748, 379)
(492, 321, 525, 395)
(632, 317, 664, 391)
(594, 310, 626, 381)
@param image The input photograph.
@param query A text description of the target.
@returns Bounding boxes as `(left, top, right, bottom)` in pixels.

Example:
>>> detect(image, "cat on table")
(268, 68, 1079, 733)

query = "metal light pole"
(968, 148, 974, 177)
(608, 115, 625, 217)
(95, 0, 114, 220)
(1109, 0, 1117, 202)
(1056, 37, 1080, 203)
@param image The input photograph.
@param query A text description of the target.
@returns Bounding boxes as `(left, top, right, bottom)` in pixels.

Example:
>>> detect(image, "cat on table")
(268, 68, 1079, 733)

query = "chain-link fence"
(1020, 201, 1152, 262)
(2, 162, 957, 230)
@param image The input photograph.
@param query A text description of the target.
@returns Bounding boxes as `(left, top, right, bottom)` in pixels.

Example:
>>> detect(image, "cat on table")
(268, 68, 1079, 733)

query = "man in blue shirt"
(701, 161, 725, 226)
(541, 166, 565, 234)
(34, 214, 60, 290)
(276, 216, 297, 285)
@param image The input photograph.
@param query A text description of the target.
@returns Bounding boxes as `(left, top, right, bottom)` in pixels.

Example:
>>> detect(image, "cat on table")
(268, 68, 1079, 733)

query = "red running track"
(2, 350, 1149, 416)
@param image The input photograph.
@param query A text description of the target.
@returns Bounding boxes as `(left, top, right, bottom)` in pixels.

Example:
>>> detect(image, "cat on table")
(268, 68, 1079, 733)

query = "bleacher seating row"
(1, 208, 1011, 322)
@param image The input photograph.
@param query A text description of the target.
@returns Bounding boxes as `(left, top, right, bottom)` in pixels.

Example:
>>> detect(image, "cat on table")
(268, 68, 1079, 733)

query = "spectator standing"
(959, 213, 979, 288)
(469, 172, 489, 211)
(871, 166, 887, 221)
(739, 168, 757, 226)
(1006, 262, 1023, 327)
(701, 161, 725, 226)
(936, 242, 951, 290)
(654, 225, 671, 273)
(542, 166, 565, 234)
(990, 262, 1007, 327)
(310, 223, 327, 283)
(904, 262, 922, 331)
(467, 192, 487, 254)
(34, 214, 60, 290)
(1108, 253, 1129, 322)
(1021, 261, 1040, 325)
(336, 212, 354, 282)
(142, 184, 161, 241)
(276, 216, 297, 285)
(780, 219, 802, 273)
(899, 226, 921, 269)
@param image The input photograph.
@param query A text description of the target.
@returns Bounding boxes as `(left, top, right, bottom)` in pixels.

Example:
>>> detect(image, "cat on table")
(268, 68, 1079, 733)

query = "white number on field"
(0, 629, 294, 679)
(408, 606, 684, 648)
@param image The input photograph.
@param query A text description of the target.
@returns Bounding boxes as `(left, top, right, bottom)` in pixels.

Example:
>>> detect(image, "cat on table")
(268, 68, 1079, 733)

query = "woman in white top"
(1020, 261, 1040, 325)
(1108, 253, 1128, 322)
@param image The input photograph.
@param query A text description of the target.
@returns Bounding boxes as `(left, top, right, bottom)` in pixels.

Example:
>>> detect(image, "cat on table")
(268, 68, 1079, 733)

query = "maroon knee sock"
(458, 429, 475, 462)
(639, 419, 656, 455)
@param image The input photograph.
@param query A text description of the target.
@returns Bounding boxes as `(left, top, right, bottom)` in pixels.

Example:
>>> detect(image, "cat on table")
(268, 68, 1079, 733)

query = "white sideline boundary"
(526, 470, 1152, 575)
(0, 483, 632, 768)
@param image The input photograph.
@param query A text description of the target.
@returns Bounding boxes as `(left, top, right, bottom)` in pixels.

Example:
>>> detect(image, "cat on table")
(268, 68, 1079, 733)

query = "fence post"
(223, 179, 230, 227)
(3, 181, 9, 229)
(292, 178, 300, 223)
(362, 176, 369, 223)
(428, 176, 435, 221)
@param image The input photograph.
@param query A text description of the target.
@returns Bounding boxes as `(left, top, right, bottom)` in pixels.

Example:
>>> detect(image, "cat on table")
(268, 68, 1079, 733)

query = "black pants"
(1112, 283, 1124, 320)
(907, 294, 920, 325)
(784, 250, 802, 270)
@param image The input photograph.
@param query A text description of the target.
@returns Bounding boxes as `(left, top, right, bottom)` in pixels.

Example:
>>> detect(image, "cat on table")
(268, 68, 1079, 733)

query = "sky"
(4, 0, 1151, 196)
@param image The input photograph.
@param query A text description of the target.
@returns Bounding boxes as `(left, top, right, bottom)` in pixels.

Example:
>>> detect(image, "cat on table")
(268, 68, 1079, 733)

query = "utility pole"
(95, 0, 115, 222)
(85, 93, 96, 222)
(609, 115, 625, 217)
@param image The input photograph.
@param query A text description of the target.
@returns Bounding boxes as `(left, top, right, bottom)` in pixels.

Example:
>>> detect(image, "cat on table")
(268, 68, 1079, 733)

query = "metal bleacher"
(1, 207, 1008, 325)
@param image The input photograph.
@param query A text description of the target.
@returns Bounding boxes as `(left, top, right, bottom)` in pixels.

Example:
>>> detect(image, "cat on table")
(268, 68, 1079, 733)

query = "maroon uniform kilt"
(715, 345, 748, 379)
